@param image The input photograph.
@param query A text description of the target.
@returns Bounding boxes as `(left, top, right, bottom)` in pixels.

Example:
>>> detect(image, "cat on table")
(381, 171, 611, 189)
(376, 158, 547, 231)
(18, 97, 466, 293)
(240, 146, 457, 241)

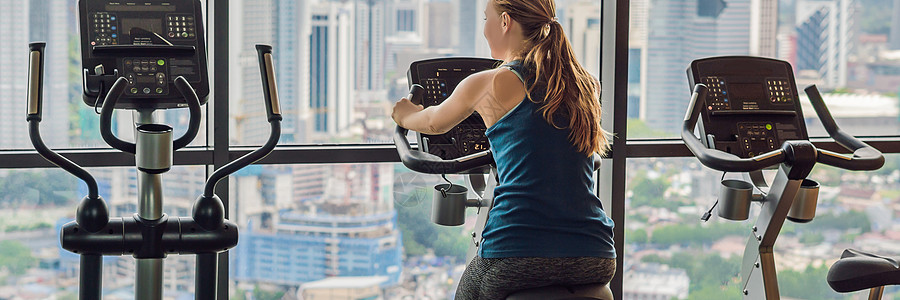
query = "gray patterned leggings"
(455, 256, 616, 300)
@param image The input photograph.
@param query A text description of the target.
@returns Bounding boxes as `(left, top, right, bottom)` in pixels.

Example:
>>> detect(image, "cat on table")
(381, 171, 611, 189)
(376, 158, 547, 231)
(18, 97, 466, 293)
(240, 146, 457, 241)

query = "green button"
(130, 88, 138, 94)
(156, 88, 163, 93)
(157, 59, 165, 66)
(766, 124, 773, 130)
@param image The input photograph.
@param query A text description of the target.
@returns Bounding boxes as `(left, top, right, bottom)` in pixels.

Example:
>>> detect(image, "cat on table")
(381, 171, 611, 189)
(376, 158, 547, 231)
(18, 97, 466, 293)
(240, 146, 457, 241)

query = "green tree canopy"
(0, 240, 36, 275)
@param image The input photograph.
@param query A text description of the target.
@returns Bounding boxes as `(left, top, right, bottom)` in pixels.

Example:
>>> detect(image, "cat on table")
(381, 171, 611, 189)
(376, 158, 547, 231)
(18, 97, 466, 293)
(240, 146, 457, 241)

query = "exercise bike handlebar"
(682, 84, 787, 172)
(99, 76, 202, 154)
(27, 42, 100, 199)
(202, 44, 282, 198)
(804, 85, 884, 171)
(393, 84, 495, 174)
(683, 84, 884, 173)
(172, 77, 203, 150)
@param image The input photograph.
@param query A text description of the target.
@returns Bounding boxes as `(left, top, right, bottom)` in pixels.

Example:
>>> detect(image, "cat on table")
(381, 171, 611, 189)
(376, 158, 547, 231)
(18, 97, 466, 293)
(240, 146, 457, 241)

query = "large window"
(0, 166, 205, 299)
(5, 0, 900, 298)
(0, 0, 208, 151)
(628, 0, 900, 139)
(226, 163, 480, 299)
(230, 0, 602, 146)
(625, 0, 900, 297)
(623, 157, 900, 299)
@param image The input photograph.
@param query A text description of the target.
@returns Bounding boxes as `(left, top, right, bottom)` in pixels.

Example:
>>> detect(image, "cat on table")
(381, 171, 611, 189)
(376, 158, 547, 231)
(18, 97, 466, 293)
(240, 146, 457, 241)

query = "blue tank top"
(479, 60, 616, 259)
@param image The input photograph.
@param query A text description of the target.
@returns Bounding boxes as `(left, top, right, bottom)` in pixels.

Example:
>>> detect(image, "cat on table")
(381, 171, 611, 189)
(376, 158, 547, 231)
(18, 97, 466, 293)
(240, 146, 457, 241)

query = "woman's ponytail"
(494, 0, 610, 156)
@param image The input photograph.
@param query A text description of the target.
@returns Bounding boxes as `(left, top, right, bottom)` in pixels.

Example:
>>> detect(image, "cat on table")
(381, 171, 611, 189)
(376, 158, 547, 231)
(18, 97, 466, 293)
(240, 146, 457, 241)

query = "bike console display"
(79, 0, 209, 109)
(407, 58, 501, 160)
(687, 57, 809, 158)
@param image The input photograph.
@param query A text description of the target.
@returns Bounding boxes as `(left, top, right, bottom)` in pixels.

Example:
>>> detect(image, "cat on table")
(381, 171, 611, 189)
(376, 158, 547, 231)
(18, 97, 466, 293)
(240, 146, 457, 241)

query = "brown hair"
(493, 0, 610, 155)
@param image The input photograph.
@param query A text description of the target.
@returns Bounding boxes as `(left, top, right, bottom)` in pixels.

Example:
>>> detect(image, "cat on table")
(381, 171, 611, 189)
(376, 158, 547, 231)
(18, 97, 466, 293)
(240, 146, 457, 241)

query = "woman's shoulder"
(460, 67, 521, 91)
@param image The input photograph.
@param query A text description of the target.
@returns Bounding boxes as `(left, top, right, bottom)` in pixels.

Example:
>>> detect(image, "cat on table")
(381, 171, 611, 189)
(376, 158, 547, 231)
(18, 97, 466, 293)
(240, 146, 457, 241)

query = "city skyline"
(2, 0, 900, 298)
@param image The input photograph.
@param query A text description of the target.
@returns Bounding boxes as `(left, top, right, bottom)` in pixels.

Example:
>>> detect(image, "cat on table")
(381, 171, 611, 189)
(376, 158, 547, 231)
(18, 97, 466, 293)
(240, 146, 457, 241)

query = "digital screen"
(728, 83, 764, 100)
(135, 75, 155, 83)
(121, 18, 164, 44)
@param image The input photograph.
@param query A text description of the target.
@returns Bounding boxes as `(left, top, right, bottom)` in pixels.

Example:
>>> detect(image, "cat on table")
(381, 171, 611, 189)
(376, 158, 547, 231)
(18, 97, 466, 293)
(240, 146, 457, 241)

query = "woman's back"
(391, 0, 617, 296)
(480, 61, 615, 259)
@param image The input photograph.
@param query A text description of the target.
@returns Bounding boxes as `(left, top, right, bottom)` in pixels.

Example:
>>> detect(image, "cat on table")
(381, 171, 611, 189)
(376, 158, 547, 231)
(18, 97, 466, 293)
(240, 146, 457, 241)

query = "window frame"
(3, 0, 900, 299)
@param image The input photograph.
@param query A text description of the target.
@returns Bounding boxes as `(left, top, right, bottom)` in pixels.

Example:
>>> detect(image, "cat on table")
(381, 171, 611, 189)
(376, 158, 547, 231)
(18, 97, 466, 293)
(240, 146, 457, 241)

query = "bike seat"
(506, 283, 613, 300)
(827, 248, 900, 293)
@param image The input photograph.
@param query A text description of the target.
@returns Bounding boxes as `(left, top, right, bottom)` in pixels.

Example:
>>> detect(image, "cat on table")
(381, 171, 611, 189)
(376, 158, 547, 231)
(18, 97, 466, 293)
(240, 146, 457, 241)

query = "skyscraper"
(642, 0, 752, 132)
(274, 0, 312, 144)
(233, 0, 276, 144)
(795, 8, 826, 71)
(233, 164, 402, 287)
(630, 0, 649, 119)
(310, 1, 354, 135)
(750, 0, 778, 57)
(794, 0, 856, 87)
(425, 0, 456, 49)
(563, 0, 602, 77)
(388, 0, 423, 37)
(1, 0, 69, 149)
(891, 0, 900, 50)
(355, 0, 387, 91)
(457, 0, 490, 57)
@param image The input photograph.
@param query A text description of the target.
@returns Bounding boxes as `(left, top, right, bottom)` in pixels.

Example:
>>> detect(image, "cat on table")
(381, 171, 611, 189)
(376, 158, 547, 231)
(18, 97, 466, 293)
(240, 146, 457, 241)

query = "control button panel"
(737, 122, 777, 157)
(459, 128, 489, 154)
(123, 58, 169, 96)
(701, 76, 730, 111)
(408, 58, 500, 165)
(166, 14, 196, 39)
(91, 12, 118, 45)
(421, 77, 489, 157)
(422, 78, 449, 106)
(767, 78, 793, 104)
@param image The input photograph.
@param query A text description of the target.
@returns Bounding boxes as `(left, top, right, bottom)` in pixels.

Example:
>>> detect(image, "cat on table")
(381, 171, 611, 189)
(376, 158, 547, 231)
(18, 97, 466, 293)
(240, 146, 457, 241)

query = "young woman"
(391, 0, 615, 298)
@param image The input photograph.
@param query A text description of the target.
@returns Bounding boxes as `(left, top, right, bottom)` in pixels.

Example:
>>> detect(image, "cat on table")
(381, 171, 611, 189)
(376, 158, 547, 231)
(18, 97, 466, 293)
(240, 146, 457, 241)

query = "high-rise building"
(233, 0, 276, 144)
(630, 0, 649, 119)
(641, 0, 752, 132)
(232, 0, 314, 144)
(233, 210, 403, 286)
(389, 0, 423, 37)
(750, 0, 778, 57)
(355, 0, 387, 91)
(794, 0, 856, 87)
(795, 8, 826, 71)
(274, 0, 312, 144)
(457, 0, 490, 57)
(233, 164, 402, 287)
(425, 0, 456, 49)
(457, 0, 478, 56)
(776, 32, 798, 67)
(310, 1, 355, 135)
(563, 0, 602, 77)
(890, 0, 900, 50)
(1, 0, 69, 149)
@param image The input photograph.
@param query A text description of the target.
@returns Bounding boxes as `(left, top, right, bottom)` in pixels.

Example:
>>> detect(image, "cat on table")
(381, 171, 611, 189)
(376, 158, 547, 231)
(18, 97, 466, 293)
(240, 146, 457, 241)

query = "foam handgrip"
(27, 42, 46, 120)
(256, 44, 283, 121)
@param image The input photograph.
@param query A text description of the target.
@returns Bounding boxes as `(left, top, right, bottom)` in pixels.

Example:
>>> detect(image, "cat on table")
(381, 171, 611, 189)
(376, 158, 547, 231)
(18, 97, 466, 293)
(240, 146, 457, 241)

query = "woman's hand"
(391, 97, 424, 128)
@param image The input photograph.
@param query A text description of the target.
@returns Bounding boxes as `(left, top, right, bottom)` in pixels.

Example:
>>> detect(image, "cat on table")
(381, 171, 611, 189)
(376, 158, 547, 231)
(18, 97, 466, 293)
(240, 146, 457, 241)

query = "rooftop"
(301, 276, 389, 289)
(800, 93, 898, 118)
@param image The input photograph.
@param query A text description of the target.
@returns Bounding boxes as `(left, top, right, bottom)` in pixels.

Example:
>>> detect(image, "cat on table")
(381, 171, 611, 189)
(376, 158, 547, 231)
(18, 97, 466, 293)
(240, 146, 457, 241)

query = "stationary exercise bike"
(394, 58, 612, 300)
(26, 1, 282, 299)
(682, 56, 900, 299)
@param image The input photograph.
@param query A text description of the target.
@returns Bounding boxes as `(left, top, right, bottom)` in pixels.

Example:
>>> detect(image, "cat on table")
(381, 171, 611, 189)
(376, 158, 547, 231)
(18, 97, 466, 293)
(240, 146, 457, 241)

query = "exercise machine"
(26, 1, 283, 299)
(683, 56, 899, 299)
(394, 57, 612, 299)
